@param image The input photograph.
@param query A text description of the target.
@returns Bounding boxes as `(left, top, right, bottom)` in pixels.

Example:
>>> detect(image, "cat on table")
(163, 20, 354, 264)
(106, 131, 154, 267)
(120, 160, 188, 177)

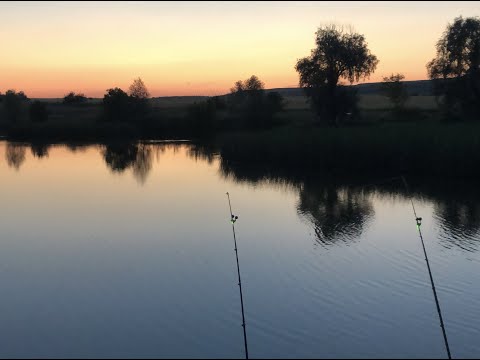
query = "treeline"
(1, 15, 479, 141)
(293, 16, 480, 126)
(0, 75, 286, 139)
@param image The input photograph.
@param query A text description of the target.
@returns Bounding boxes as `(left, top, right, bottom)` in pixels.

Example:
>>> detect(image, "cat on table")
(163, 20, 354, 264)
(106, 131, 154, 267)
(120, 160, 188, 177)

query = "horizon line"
(10, 78, 432, 99)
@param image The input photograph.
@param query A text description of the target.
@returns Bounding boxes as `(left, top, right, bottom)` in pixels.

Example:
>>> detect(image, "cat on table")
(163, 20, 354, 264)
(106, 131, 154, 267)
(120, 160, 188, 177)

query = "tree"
(128, 77, 150, 99)
(243, 75, 265, 92)
(227, 75, 283, 129)
(229, 76, 264, 93)
(295, 24, 379, 125)
(381, 73, 409, 111)
(102, 88, 131, 122)
(229, 75, 265, 105)
(230, 80, 245, 94)
(63, 92, 87, 104)
(128, 78, 150, 121)
(4, 90, 29, 123)
(427, 16, 480, 119)
(15, 91, 28, 101)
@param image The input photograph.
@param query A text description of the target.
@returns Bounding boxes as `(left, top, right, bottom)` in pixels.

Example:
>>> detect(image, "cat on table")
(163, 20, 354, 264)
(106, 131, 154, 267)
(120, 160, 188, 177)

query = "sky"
(1, 1, 479, 98)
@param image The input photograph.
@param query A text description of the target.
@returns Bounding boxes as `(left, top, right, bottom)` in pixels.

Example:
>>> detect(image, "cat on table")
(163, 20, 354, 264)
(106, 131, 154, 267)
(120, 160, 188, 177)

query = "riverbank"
(214, 121, 480, 178)
(2, 94, 479, 178)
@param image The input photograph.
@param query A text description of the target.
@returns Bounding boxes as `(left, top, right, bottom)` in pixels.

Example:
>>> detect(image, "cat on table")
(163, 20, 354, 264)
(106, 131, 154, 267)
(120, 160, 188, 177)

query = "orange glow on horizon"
(1, 1, 479, 98)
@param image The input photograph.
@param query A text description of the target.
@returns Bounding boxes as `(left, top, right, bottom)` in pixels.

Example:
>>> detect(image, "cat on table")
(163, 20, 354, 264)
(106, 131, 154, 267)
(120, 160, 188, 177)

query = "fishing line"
(226, 192, 249, 359)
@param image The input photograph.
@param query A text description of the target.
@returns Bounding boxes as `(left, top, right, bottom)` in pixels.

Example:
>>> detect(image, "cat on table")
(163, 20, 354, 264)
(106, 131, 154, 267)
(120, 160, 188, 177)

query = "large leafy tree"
(102, 87, 131, 122)
(427, 16, 480, 119)
(295, 25, 378, 125)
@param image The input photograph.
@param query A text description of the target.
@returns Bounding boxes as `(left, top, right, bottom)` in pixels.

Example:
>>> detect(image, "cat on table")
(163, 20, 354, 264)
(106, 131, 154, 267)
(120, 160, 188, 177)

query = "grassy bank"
(0, 94, 440, 138)
(2, 94, 479, 178)
(215, 121, 480, 178)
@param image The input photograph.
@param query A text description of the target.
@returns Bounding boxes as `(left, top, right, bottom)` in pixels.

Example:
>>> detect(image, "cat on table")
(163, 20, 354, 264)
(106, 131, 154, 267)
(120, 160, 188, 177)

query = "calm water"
(0, 141, 479, 359)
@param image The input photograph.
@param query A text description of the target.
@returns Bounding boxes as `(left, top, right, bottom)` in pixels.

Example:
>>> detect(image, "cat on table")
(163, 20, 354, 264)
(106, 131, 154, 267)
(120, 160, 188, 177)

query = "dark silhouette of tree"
(229, 75, 265, 93)
(15, 91, 28, 101)
(63, 92, 87, 104)
(128, 78, 151, 122)
(128, 78, 150, 99)
(102, 88, 131, 122)
(29, 101, 49, 123)
(4, 90, 29, 123)
(228, 75, 284, 129)
(243, 75, 265, 91)
(381, 73, 409, 111)
(295, 25, 378, 126)
(229, 75, 265, 105)
(427, 16, 480, 120)
(5, 143, 27, 170)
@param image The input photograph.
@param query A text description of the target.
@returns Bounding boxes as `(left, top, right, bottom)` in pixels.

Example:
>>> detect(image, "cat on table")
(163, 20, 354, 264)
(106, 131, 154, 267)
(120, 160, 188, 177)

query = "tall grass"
(216, 122, 480, 178)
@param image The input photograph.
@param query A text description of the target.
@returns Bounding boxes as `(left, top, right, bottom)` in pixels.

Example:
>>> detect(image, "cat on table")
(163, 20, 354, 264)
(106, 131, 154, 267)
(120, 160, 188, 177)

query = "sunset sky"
(1, 1, 479, 98)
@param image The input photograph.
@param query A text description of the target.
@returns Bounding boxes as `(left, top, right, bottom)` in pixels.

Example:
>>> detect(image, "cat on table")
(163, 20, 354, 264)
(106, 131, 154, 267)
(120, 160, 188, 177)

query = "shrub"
(63, 92, 87, 104)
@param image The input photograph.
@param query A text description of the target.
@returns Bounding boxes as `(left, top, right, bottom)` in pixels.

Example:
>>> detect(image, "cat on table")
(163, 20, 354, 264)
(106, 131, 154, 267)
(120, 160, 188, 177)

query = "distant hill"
(27, 80, 434, 102)
(266, 79, 434, 97)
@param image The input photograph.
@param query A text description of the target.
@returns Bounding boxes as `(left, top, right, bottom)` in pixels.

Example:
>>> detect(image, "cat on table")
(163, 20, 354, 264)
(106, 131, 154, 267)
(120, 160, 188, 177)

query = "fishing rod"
(401, 176, 452, 359)
(340, 174, 452, 357)
(226, 192, 249, 359)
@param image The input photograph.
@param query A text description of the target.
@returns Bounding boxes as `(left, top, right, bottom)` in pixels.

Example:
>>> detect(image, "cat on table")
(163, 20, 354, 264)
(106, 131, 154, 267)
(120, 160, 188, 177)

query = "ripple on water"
(434, 213, 480, 253)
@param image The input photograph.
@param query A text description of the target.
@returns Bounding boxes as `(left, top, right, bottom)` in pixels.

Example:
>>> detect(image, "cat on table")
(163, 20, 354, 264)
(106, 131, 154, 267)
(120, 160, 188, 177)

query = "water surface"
(0, 141, 479, 358)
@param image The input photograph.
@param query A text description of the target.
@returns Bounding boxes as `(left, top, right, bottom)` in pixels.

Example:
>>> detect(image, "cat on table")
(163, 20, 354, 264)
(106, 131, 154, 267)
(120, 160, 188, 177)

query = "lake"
(0, 140, 479, 358)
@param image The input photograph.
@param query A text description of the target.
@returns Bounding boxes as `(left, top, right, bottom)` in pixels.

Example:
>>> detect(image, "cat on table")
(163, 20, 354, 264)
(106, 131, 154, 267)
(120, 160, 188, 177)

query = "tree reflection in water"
(297, 182, 374, 246)
(218, 156, 374, 246)
(5, 143, 27, 170)
(102, 142, 153, 185)
(132, 144, 153, 185)
(30, 143, 50, 159)
(2, 140, 479, 252)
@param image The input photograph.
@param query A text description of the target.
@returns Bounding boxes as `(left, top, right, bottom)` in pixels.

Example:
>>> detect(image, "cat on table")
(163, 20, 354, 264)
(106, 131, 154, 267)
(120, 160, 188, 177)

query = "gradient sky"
(1, 1, 479, 98)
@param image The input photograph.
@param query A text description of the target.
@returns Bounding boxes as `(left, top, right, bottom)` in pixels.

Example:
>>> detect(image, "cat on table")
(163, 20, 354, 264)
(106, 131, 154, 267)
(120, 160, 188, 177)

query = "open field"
(282, 94, 439, 111)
